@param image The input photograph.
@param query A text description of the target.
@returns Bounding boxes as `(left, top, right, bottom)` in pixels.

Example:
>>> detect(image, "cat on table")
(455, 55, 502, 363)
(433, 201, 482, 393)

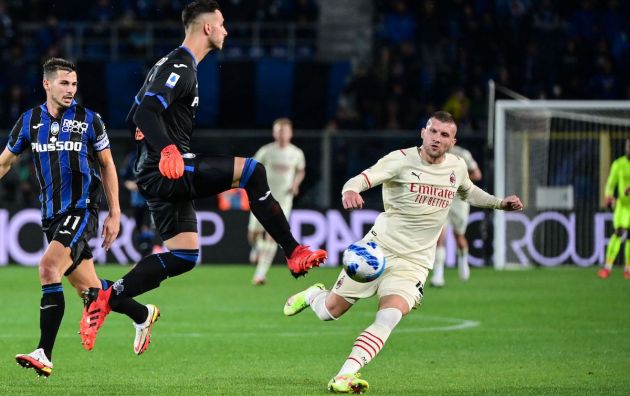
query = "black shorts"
(138, 154, 234, 241)
(42, 208, 98, 276)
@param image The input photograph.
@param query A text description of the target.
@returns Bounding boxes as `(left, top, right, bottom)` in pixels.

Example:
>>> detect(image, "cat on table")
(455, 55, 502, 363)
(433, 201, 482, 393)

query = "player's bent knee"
(324, 292, 353, 318)
(38, 256, 64, 283)
(165, 249, 199, 277)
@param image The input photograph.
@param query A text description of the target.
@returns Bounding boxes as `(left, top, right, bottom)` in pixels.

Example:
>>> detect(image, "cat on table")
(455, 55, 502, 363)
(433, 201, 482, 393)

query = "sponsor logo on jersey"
(31, 141, 83, 153)
(411, 171, 421, 181)
(191, 97, 199, 107)
(62, 119, 88, 134)
(165, 72, 180, 88)
(51, 122, 59, 135)
(155, 57, 168, 66)
(450, 171, 456, 186)
(32, 123, 44, 130)
(174, 63, 188, 68)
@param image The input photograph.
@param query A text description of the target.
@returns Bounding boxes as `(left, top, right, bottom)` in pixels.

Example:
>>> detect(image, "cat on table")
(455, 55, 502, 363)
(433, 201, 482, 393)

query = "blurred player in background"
(430, 144, 482, 287)
(82, 0, 326, 348)
(283, 111, 523, 393)
(599, 137, 630, 279)
(0, 58, 155, 377)
(248, 118, 305, 285)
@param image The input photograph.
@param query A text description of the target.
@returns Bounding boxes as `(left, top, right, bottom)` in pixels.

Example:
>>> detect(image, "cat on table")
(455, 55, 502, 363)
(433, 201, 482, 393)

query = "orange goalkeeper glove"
(159, 144, 184, 179)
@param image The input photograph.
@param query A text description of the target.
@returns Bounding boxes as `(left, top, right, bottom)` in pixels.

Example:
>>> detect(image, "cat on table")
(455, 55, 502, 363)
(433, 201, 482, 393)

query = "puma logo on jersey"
(411, 171, 421, 181)
(32, 123, 44, 129)
(174, 64, 188, 68)
(259, 191, 271, 201)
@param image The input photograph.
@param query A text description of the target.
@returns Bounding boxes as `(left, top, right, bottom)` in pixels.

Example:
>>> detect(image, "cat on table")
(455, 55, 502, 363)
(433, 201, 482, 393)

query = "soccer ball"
(342, 240, 386, 283)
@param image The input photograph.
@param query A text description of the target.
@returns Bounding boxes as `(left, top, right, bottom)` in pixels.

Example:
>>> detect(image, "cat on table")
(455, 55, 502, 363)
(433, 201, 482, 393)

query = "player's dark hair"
(43, 58, 77, 79)
(431, 111, 456, 125)
(182, 0, 221, 28)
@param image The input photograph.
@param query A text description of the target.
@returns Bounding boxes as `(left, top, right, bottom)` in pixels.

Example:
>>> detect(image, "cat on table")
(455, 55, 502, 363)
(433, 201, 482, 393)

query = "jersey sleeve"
(6, 113, 28, 154)
(461, 149, 479, 172)
(296, 148, 306, 171)
(143, 62, 195, 109)
(342, 150, 401, 193)
(90, 113, 111, 152)
(605, 160, 619, 197)
(456, 162, 473, 197)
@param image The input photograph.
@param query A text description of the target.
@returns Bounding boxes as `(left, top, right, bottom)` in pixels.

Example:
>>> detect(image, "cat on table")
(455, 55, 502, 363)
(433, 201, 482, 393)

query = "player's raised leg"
(233, 157, 326, 277)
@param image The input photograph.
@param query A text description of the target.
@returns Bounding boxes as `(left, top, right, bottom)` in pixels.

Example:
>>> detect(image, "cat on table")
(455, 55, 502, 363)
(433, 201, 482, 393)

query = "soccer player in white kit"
(430, 144, 482, 287)
(282, 111, 523, 393)
(247, 118, 305, 285)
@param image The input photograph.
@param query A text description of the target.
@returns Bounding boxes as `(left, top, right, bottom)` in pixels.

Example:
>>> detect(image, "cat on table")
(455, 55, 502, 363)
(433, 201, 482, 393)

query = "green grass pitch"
(0, 265, 628, 395)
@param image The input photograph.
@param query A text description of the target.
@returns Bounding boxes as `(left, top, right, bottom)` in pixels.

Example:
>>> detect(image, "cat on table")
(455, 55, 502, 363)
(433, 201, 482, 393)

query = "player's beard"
(426, 145, 447, 161)
(52, 94, 72, 110)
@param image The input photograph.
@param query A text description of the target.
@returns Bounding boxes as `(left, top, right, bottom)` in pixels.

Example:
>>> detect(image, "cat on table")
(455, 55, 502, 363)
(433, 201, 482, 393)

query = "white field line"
(0, 315, 480, 339)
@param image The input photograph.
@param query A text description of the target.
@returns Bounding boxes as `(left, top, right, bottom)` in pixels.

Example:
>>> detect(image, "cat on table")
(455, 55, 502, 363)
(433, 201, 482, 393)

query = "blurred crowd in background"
(0, 0, 629, 132)
(0, 0, 629, 208)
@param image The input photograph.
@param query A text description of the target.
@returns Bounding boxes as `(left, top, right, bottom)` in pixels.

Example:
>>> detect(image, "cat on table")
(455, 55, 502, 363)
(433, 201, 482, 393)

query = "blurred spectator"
(1, 0, 630, 134)
(0, 0, 13, 48)
(442, 87, 471, 125)
(1, 85, 28, 124)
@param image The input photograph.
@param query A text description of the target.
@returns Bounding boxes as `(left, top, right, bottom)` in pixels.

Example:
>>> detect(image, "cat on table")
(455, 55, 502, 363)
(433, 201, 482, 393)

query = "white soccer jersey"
(342, 147, 473, 269)
(448, 145, 480, 227)
(254, 142, 305, 200)
(449, 145, 478, 173)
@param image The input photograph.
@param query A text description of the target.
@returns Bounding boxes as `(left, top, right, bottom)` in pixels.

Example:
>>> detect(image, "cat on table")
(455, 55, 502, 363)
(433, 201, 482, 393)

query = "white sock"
(254, 240, 277, 279)
(457, 248, 470, 280)
(310, 292, 336, 321)
(305, 286, 326, 305)
(431, 246, 446, 283)
(336, 308, 402, 376)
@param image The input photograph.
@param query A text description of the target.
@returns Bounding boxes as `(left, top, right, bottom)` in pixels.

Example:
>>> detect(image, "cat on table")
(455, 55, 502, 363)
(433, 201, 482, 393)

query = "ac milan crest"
(336, 275, 345, 289)
(450, 171, 456, 186)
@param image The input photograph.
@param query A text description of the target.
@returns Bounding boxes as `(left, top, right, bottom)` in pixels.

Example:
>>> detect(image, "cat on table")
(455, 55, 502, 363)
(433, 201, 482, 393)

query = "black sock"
(101, 279, 148, 324)
(241, 160, 299, 256)
(109, 250, 198, 307)
(37, 283, 65, 361)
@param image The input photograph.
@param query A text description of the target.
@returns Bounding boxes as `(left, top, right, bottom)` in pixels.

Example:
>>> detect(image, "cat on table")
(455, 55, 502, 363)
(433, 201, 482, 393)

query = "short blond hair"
(273, 118, 292, 129)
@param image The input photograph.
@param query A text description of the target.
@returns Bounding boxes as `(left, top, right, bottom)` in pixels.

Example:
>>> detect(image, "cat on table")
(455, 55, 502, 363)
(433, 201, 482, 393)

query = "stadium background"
(0, 2, 629, 395)
(0, 0, 629, 266)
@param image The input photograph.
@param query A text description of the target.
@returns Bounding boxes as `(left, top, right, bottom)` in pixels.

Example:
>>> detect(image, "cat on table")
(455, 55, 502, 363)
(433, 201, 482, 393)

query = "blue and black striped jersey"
(127, 46, 199, 173)
(6, 101, 111, 219)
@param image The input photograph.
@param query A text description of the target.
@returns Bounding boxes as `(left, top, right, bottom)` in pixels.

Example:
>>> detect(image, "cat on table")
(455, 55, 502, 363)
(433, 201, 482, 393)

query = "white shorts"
(248, 194, 293, 232)
(332, 239, 429, 311)
(447, 198, 470, 235)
